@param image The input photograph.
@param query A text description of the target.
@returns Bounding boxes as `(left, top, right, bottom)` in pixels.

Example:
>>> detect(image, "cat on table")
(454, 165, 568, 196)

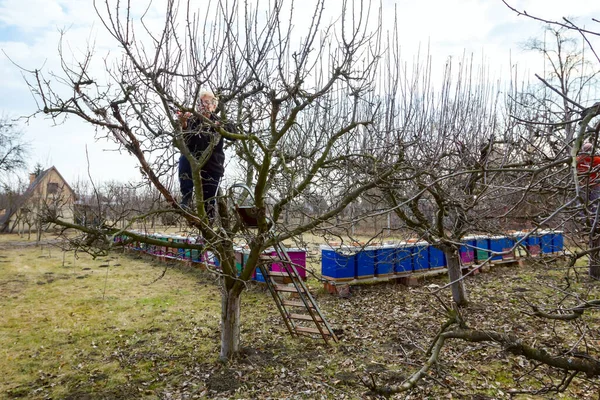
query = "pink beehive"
(270, 248, 307, 280)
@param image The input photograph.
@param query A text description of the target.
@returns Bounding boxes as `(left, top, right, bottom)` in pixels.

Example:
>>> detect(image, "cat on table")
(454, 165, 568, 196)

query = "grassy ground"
(1, 234, 600, 399)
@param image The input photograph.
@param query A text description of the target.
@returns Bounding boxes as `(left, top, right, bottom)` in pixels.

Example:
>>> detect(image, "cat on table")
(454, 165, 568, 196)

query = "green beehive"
(474, 235, 491, 262)
(234, 247, 244, 275)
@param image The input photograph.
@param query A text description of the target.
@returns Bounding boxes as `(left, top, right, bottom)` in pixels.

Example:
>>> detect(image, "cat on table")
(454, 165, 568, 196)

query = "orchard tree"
(362, 52, 523, 306)
(0, 116, 28, 175)
(22, 0, 403, 360)
(502, 7, 600, 276)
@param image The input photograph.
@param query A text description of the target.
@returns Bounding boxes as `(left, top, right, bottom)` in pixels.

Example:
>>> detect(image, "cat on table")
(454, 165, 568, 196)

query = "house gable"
(0, 166, 76, 232)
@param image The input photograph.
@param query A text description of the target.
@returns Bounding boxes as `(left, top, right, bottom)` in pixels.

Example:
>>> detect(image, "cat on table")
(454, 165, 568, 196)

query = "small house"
(0, 166, 76, 233)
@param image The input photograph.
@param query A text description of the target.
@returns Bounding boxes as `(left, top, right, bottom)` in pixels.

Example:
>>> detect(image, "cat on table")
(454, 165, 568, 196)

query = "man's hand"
(177, 111, 192, 129)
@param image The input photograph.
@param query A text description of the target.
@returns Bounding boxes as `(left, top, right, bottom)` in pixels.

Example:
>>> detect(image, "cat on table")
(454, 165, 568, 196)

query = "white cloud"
(0, 0, 67, 31)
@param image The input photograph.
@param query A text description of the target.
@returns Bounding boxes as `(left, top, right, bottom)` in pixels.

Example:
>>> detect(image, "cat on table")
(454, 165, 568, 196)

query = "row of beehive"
(113, 231, 308, 281)
(113, 231, 214, 262)
(321, 231, 564, 281)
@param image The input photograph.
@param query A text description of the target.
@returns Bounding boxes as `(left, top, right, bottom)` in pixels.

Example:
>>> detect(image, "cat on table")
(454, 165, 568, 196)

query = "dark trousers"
(179, 155, 222, 217)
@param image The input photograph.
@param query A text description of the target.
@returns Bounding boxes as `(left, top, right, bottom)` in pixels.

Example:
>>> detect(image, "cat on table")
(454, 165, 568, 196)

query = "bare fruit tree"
(0, 116, 28, 176)
(510, 22, 600, 277)
(20, 0, 404, 360)
(374, 53, 516, 306)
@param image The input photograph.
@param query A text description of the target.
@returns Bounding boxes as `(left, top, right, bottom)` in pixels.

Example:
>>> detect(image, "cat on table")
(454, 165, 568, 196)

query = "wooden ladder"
(229, 184, 337, 344)
(258, 243, 338, 345)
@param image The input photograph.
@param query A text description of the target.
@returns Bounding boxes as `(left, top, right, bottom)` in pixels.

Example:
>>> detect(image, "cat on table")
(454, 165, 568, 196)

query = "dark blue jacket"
(184, 113, 236, 176)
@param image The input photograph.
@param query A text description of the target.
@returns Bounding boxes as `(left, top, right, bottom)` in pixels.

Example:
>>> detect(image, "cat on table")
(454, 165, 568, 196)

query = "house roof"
(0, 166, 75, 231)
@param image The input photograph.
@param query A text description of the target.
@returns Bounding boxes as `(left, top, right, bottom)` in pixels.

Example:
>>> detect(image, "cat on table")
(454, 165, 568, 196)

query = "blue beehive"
(505, 236, 517, 259)
(395, 243, 413, 274)
(191, 248, 202, 262)
(540, 231, 554, 254)
(498, 235, 516, 260)
(183, 237, 194, 260)
(474, 236, 491, 263)
(254, 266, 266, 282)
(552, 231, 564, 253)
(460, 236, 476, 266)
(375, 245, 395, 277)
(525, 233, 541, 256)
(187, 237, 204, 261)
(429, 245, 446, 269)
(489, 236, 507, 261)
(412, 242, 429, 271)
(213, 252, 221, 267)
(356, 246, 376, 279)
(247, 250, 266, 282)
(321, 245, 356, 281)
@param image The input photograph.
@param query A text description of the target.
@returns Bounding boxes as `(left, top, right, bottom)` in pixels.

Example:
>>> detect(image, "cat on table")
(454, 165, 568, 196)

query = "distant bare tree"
(511, 25, 600, 277)
(0, 116, 28, 175)
(0, 178, 27, 235)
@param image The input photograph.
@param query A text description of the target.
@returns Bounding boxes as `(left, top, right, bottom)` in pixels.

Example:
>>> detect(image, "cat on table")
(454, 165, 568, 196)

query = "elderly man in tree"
(177, 90, 237, 218)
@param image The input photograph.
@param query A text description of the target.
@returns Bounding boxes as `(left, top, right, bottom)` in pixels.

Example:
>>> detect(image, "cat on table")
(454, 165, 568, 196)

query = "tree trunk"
(444, 247, 468, 306)
(589, 235, 600, 278)
(219, 286, 242, 360)
(36, 221, 42, 243)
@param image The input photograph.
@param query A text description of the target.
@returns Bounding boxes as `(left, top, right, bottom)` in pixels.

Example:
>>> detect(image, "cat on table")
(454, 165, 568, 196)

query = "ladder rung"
(259, 255, 279, 261)
(289, 313, 322, 322)
(295, 326, 331, 335)
(267, 271, 294, 277)
(274, 284, 305, 293)
(282, 300, 313, 308)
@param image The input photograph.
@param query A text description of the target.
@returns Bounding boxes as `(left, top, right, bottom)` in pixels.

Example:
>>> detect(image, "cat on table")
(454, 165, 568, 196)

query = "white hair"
(196, 89, 218, 112)
(199, 90, 217, 102)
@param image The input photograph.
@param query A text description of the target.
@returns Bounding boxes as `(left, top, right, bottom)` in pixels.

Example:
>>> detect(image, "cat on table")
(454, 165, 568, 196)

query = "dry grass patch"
(0, 245, 222, 399)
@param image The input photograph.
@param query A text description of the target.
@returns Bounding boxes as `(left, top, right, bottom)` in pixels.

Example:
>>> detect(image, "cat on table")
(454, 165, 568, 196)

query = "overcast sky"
(0, 0, 599, 187)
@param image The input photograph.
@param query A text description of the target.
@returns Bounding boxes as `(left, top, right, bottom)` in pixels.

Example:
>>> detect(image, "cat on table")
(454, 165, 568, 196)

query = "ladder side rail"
(272, 243, 317, 308)
(289, 265, 338, 343)
(241, 201, 336, 343)
(258, 262, 297, 337)
(271, 243, 327, 335)
(272, 243, 324, 313)
(273, 243, 338, 343)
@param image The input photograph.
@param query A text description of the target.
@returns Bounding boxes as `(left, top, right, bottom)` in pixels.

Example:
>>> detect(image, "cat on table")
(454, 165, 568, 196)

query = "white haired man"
(178, 91, 236, 218)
